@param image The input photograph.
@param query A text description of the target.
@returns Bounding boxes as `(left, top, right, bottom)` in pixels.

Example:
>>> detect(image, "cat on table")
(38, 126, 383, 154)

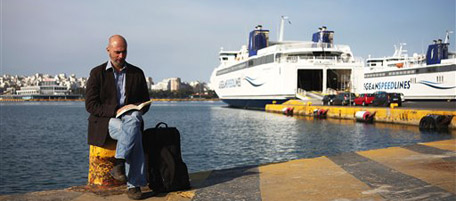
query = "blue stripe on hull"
(221, 99, 289, 110)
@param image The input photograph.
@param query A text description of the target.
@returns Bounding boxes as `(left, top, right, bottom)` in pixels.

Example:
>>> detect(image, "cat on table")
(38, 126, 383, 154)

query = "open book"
(116, 100, 153, 118)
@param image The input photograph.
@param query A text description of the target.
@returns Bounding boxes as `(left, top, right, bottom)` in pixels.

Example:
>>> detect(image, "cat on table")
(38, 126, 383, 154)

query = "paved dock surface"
(1, 139, 455, 201)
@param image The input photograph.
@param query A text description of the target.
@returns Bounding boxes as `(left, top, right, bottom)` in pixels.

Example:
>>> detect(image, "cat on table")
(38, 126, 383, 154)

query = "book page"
(115, 99, 152, 118)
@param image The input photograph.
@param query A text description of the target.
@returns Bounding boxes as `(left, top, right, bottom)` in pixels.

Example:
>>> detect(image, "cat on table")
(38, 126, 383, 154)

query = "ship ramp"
(296, 89, 324, 101)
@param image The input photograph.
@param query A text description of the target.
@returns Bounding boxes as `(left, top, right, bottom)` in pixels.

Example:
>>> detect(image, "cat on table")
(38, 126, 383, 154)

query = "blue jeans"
(108, 111, 147, 188)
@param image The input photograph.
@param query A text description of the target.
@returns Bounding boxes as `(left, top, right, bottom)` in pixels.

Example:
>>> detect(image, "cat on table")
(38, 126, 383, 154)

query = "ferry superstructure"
(210, 17, 363, 109)
(362, 32, 456, 100)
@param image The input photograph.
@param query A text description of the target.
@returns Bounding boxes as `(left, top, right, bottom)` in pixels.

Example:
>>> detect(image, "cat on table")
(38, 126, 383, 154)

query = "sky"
(1, 0, 455, 83)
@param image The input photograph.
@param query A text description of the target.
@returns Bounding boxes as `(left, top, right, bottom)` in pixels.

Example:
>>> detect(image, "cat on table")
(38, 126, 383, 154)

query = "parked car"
(332, 92, 357, 106)
(353, 93, 375, 106)
(372, 91, 402, 107)
(322, 94, 336, 105)
(399, 93, 405, 102)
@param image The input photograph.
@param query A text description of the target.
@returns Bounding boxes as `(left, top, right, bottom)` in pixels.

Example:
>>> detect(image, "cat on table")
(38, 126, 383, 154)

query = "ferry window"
(265, 55, 271, 63)
(222, 57, 228, 61)
(287, 56, 298, 63)
(437, 75, 444, 83)
(275, 54, 281, 62)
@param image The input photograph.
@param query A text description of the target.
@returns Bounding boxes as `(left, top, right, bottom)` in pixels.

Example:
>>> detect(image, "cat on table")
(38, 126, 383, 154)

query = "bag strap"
(155, 122, 168, 128)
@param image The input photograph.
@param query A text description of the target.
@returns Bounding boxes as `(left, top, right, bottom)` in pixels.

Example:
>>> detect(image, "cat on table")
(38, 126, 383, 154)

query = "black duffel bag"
(143, 122, 190, 192)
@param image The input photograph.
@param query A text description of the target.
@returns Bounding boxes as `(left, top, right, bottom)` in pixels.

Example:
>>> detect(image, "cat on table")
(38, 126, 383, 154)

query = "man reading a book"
(85, 35, 150, 200)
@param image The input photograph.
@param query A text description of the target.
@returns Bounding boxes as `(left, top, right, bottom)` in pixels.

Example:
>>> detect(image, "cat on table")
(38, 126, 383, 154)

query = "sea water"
(0, 101, 453, 194)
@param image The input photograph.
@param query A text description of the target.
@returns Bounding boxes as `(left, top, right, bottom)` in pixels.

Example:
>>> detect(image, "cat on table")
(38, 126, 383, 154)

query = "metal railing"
(284, 55, 357, 64)
(297, 88, 307, 97)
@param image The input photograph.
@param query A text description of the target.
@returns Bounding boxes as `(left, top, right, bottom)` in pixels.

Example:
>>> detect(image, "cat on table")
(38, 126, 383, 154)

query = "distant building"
(146, 77, 154, 90)
(206, 82, 214, 91)
(169, 77, 181, 91)
(151, 77, 181, 91)
(15, 80, 70, 95)
(189, 81, 205, 93)
(4, 87, 16, 95)
(15, 86, 41, 95)
(1, 73, 210, 98)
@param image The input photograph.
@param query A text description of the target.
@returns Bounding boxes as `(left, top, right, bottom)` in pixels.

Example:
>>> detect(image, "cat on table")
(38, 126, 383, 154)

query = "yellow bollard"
(390, 103, 398, 109)
(88, 139, 124, 187)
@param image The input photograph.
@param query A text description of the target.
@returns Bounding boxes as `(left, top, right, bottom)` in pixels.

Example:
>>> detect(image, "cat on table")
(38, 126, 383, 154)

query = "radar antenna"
(444, 30, 453, 44)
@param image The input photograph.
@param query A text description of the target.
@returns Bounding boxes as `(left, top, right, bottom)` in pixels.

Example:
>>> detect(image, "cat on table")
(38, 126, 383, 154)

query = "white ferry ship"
(362, 32, 456, 100)
(210, 17, 363, 109)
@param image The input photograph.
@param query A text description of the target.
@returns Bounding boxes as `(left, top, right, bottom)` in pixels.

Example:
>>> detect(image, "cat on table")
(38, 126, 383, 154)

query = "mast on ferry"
(278, 16, 291, 42)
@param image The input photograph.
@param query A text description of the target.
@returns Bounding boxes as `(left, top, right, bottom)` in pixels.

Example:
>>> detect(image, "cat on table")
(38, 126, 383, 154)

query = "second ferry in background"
(362, 31, 456, 100)
(210, 16, 363, 109)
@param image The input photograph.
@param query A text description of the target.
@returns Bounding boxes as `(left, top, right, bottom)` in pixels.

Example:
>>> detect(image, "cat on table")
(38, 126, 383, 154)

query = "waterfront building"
(1, 74, 79, 99)
(169, 77, 181, 91)
(146, 77, 154, 90)
(151, 77, 181, 91)
(16, 79, 70, 95)
(190, 81, 208, 94)
(151, 80, 170, 91)
(1, 73, 209, 99)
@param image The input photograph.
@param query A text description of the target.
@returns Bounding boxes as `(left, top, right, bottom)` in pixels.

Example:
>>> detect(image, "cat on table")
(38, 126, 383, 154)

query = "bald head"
(108, 35, 128, 48)
(107, 35, 128, 70)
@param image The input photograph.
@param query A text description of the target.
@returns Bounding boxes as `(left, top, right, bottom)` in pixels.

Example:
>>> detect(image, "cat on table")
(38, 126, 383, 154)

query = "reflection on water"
(0, 101, 453, 194)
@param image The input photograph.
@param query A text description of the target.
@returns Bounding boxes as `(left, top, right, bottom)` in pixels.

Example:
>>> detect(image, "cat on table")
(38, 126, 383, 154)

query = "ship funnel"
(248, 25, 269, 57)
(312, 26, 334, 44)
(427, 38, 449, 65)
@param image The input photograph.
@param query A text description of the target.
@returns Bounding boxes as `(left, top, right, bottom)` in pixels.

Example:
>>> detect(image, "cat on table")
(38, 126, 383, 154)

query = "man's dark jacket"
(85, 62, 150, 147)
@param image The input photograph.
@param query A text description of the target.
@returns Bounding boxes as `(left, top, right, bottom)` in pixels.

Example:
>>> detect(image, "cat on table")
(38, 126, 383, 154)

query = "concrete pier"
(1, 139, 454, 200)
(266, 100, 456, 129)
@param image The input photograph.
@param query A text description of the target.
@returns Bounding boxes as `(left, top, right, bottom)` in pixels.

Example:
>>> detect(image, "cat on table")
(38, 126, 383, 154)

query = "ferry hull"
(362, 63, 456, 100)
(221, 99, 289, 110)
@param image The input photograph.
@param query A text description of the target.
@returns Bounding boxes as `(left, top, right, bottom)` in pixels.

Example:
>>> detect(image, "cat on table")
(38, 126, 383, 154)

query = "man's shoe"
(127, 187, 142, 200)
(110, 164, 126, 183)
